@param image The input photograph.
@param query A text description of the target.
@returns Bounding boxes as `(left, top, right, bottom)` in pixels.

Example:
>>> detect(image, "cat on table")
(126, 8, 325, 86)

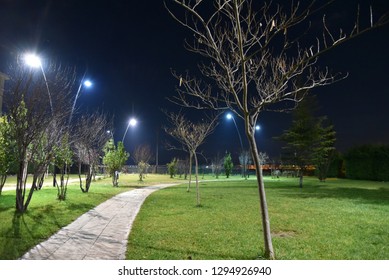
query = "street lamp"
(69, 72, 92, 124)
(122, 117, 137, 142)
(23, 53, 53, 114)
(226, 113, 243, 151)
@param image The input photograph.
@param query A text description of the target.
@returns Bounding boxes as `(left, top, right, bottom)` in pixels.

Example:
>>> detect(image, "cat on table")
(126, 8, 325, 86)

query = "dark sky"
(0, 0, 388, 164)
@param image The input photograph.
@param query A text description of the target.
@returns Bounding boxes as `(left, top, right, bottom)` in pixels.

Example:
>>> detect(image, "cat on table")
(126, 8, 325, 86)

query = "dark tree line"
(344, 145, 389, 181)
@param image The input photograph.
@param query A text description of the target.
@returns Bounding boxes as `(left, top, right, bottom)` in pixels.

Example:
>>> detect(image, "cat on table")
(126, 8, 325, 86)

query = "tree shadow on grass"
(1, 200, 97, 259)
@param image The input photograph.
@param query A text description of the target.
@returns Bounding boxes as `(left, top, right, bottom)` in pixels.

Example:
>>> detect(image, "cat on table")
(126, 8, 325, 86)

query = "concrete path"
(20, 183, 178, 260)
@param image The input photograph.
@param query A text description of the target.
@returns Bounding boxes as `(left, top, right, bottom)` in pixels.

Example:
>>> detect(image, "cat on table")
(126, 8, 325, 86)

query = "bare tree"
(165, 0, 387, 259)
(239, 150, 251, 179)
(177, 158, 190, 179)
(73, 112, 111, 192)
(53, 133, 73, 200)
(165, 112, 218, 206)
(211, 153, 224, 179)
(132, 144, 153, 181)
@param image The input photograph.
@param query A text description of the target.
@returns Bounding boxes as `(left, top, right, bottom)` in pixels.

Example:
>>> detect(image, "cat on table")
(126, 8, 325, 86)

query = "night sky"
(0, 0, 388, 164)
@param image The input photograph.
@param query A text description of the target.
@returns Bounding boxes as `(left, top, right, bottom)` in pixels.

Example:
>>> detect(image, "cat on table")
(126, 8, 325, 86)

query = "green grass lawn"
(126, 177, 389, 260)
(0, 173, 180, 259)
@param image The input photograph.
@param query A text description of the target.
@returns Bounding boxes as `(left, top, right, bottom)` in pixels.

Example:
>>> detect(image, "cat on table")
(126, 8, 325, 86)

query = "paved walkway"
(20, 183, 178, 260)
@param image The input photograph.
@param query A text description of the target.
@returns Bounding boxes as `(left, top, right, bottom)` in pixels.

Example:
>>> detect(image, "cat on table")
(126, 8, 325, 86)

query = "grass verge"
(0, 174, 179, 259)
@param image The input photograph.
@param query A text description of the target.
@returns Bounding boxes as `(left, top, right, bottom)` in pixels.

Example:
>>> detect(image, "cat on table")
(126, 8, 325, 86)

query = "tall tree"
(165, 112, 218, 206)
(165, 0, 386, 258)
(5, 63, 74, 212)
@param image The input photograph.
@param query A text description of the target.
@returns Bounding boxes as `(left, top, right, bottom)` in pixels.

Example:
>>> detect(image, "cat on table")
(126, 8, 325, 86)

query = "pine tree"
(277, 96, 336, 187)
(224, 152, 233, 178)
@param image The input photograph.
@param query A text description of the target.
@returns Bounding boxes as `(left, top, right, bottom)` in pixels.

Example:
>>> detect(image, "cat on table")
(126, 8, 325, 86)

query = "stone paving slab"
(20, 183, 178, 260)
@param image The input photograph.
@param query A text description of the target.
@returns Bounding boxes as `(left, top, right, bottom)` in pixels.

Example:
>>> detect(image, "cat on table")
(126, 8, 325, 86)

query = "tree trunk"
(112, 171, 118, 187)
(0, 174, 7, 195)
(37, 172, 45, 190)
(77, 161, 83, 190)
(299, 166, 304, 188)
(299, 173, 303, 188)
(194, 152, 200, 207)
(15, 158, 29, 213)
(187, 152, 192, 192)
(85, 164, 93, 192)
(57, 165, 70, 200)
(246, 128, 275, 260)
(80, 164, 93, 192)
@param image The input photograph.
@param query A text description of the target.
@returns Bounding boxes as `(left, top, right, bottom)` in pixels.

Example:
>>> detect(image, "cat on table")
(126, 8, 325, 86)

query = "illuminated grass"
(126, 177, 389, 260)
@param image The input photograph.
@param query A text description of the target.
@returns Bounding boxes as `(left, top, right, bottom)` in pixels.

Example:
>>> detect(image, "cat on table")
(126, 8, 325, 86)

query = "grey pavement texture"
(20, 183, 178, 260)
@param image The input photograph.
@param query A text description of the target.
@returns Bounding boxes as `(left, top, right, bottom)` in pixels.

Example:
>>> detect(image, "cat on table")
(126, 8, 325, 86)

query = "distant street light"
(107, 130, 114, 139)
(24, 53, 53, 114)
(69, 72, 92, 124)
(255, 125, 261, 131)
(226, 113, 243, 151)
(122, 117, 137, 142)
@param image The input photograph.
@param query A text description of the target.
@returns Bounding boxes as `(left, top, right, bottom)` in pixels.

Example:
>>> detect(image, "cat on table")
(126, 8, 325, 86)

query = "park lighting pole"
(23, 53, 53, 115)
(122, 117, 137, 142)
(69, 72, 92, 124)
(226, 113, 243, 151)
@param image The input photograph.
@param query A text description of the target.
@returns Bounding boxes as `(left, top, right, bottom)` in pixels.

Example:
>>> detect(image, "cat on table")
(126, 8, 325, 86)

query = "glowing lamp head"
(24, 53, 42, 68)
(129, 118, 137, 127)
(84, 80, 92, 87)
(226, 113, 233, 120)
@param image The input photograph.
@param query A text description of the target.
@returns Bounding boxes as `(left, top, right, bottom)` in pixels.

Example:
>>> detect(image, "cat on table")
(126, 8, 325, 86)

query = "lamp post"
(122, 117, 137, 142)
(226, 113, 243, 151)
(23, 53, 53, 115)
(69, 72, 92, 124)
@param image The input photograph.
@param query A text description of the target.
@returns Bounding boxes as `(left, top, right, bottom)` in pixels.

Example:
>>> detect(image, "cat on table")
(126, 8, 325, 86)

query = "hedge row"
(344, 145, 389, 181)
